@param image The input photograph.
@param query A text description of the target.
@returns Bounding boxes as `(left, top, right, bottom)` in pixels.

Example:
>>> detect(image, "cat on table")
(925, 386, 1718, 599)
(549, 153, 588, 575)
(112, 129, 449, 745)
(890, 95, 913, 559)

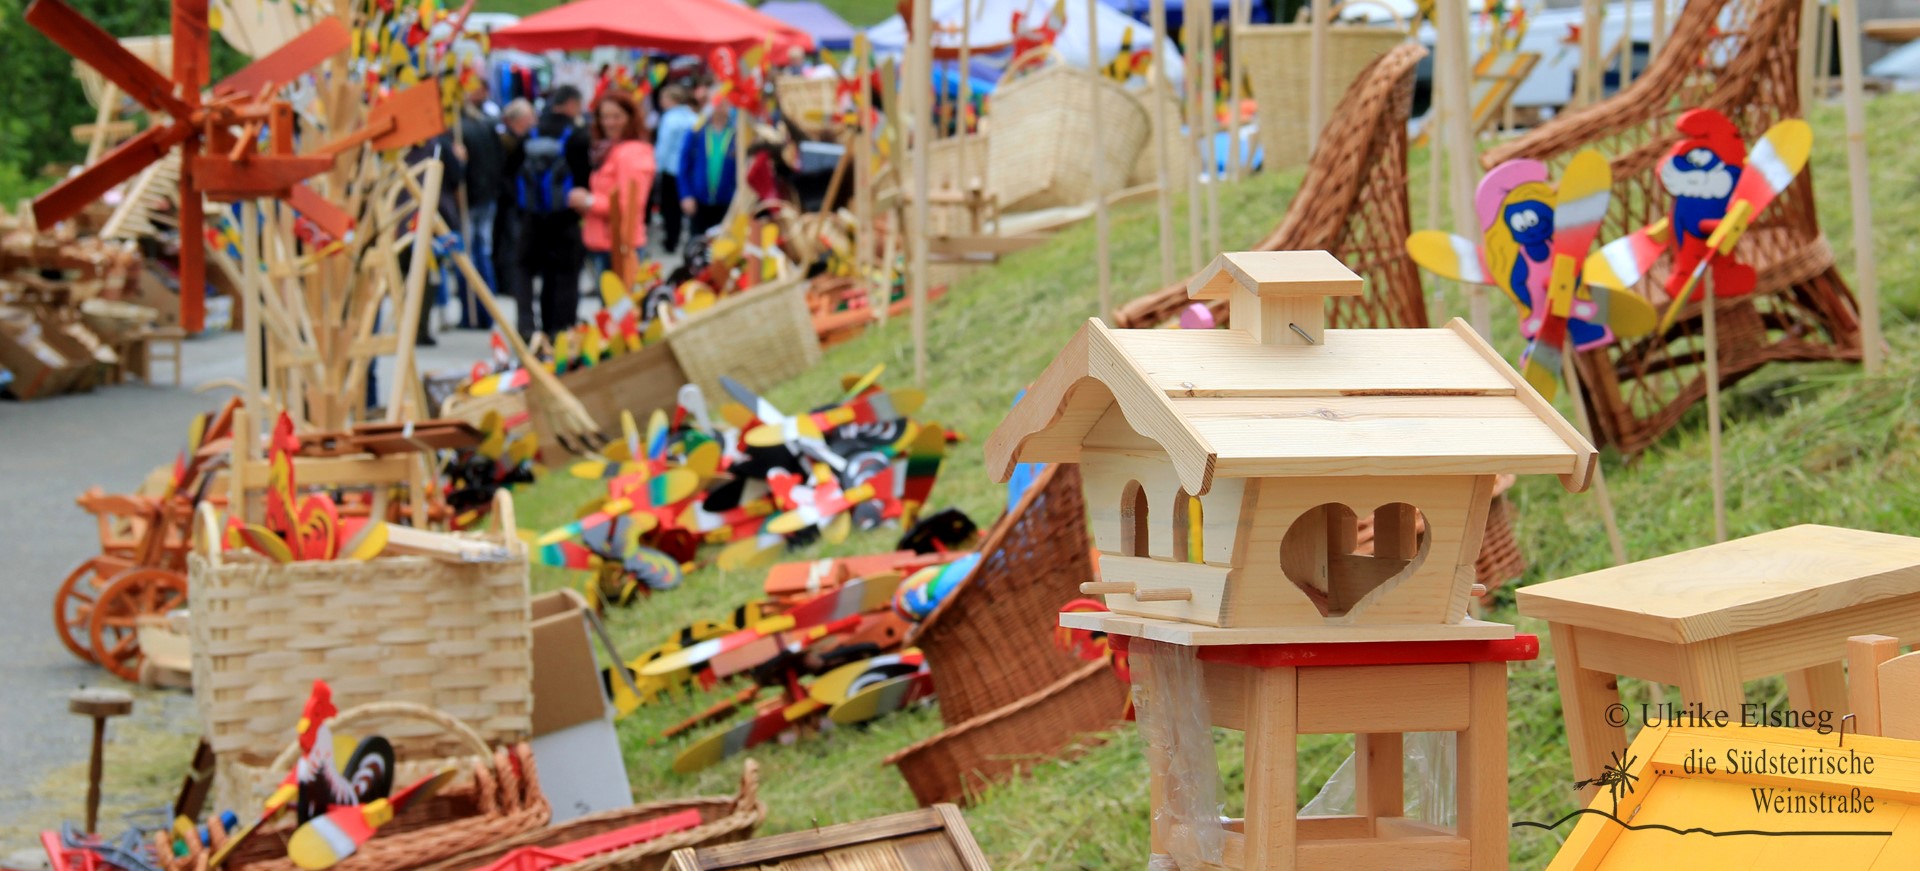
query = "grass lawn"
(505, 90, 1920, 869)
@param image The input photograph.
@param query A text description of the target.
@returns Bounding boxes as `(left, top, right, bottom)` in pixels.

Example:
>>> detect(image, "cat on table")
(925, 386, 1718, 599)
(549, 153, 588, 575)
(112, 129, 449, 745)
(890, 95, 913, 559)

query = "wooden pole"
(1561, 347, 1627, 565)
(1621, 0, 1635, 90)
(1088, 0, 1113, 323)
(1185, 17, 1203, 272)
(910, 0, 932, 386)
(958, 0, 973, 195)
(86, 83, 118, 163)
(1702, 284, 1728, 542)
(1148, 0, 1177, 285)
(854, 35, 875, 313)
(1309, 0, 1329, 155)
(1200, 0, 1220, 255)
(389, 161, 444, 421)
(240, 200, 264, 428)
(1579, 0, 1602, 106)
(1651, 0, 1668, 59)
(1835, 0, 1884, 373)
(1226, 0, 1246, 181)
(1800, 0, 1821, 109)
(1426, 106, 1446, 321)
(1436, 0, 1487, 336)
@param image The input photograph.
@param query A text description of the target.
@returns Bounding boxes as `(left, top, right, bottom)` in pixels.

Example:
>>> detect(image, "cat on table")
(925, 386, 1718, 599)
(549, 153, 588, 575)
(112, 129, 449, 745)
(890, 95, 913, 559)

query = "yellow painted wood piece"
(1519, 525, 1920, 644)
(1547, 725, 1920, 870)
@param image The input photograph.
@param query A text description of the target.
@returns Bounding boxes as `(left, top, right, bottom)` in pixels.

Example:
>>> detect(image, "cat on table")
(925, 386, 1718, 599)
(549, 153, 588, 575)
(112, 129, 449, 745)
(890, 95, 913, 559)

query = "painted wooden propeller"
(24, 0, 443, 332)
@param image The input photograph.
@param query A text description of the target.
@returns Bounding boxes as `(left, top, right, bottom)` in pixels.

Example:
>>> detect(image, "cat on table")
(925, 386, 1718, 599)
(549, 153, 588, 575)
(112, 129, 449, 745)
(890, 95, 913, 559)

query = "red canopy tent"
(489, 0, 813, 55)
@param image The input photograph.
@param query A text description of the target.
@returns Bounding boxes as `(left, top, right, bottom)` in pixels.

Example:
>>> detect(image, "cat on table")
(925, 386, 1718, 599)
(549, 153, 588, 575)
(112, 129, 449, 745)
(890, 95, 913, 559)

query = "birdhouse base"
(1059, 611, 1514, 646)
(1118, 633, 1536, 871)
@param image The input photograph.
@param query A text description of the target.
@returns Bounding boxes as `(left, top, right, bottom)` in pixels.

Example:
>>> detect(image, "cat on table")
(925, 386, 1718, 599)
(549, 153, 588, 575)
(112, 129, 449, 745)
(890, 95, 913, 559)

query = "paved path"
(0, 321, 497, 843)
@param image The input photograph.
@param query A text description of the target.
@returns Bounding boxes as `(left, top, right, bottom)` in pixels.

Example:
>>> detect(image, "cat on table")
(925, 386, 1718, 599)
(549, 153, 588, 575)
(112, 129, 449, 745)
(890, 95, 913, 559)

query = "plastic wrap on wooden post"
(1134, 639, 1225, 869)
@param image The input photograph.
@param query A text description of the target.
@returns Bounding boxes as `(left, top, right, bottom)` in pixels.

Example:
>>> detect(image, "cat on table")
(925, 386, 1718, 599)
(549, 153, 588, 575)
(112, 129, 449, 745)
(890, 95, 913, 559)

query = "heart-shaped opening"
(1279, 502, 1431, 618)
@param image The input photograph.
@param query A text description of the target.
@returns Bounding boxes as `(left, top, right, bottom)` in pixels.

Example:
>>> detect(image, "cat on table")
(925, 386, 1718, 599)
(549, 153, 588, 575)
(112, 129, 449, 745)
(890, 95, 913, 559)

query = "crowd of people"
(422, 66, 750, 343)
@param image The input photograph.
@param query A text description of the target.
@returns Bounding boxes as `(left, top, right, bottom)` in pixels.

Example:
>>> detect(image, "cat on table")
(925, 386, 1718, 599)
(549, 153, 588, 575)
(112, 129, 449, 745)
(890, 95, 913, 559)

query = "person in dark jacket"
(455, 81, 506, 329)
(497, 98, 536, 338)
(518, 85, 592, 340)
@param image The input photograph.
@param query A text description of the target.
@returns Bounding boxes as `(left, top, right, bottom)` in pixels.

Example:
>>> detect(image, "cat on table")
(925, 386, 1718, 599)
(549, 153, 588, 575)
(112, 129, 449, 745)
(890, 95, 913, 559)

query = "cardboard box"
(528, 589, 633, 822)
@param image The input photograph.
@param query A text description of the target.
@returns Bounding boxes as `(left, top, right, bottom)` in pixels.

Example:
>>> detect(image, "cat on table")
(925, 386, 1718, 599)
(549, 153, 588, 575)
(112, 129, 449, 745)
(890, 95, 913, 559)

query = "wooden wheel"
(88, 568, 188, 682)
(53, 559, 124, 664)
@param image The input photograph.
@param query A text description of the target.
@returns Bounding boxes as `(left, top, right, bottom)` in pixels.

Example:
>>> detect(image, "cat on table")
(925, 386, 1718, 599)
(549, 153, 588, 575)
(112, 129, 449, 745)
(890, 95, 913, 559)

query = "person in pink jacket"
(568, 89, 656, 272)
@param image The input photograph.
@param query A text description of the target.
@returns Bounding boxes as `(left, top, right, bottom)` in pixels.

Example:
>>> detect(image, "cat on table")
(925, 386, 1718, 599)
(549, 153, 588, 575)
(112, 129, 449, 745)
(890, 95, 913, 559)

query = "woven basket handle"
(267, 702, 493, 774)
(488, 489, 522, 556)
(734, 759, 761, 813)
(194, 501, 222, 566)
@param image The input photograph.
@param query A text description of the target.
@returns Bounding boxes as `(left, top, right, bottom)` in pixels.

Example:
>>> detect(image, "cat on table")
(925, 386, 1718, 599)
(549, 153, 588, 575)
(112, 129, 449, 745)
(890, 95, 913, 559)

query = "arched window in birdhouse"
(1120, 480, 1149, 557)
(1173, 490, 1204, 563)
(1280, 502, 1430, 618)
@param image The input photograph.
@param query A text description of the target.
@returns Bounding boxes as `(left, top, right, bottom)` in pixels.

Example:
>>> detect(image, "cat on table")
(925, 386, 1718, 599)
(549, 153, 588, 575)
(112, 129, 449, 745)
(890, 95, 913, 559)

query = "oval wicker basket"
(210, 704, 550, 871)
(985, 63, 1151, 213)
(1241, 2, 1409, 170)
(419, 760, 768, 871)
(663, 272, 820, 404)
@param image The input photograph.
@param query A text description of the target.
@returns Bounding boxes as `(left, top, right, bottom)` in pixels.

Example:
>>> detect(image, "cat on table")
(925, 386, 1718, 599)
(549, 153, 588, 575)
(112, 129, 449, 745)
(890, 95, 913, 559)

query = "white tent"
(866, 0, 1185, 88)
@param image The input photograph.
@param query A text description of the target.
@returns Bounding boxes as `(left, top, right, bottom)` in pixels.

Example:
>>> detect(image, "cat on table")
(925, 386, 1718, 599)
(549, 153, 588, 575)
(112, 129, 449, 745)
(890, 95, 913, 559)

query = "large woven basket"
(985, 64, 1150, 212)
(1127, 80, 1192, 189)
(187, 495, 533, 811)
(1241, 2, 1408, 170)
(419, 761, 767, 871)
(212, 707, 549, 871)
(664, 273, 820, 403)
(774, 76, 838, 140)
(885, 464, 1129, 804)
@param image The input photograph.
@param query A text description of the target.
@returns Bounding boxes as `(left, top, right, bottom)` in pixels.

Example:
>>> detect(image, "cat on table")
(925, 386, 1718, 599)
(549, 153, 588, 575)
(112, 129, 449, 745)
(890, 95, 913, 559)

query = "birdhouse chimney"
(1187, 251, 1364, 346)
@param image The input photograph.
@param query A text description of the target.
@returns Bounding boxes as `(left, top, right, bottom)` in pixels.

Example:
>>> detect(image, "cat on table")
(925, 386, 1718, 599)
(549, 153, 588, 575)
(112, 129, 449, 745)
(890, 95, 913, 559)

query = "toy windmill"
(24, 0, 441, 333)
(1407, 148, 1654, 563)
(1585, 109, 1814, 542)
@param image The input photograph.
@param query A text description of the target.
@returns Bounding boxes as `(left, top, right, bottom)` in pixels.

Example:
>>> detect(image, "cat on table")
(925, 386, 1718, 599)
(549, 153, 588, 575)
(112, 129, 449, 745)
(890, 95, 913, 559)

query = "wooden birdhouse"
(988, 251, 1595, 641)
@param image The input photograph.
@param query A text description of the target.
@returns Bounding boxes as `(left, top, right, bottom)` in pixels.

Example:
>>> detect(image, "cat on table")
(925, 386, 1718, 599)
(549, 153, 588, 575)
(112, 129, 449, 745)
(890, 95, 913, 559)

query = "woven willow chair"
(1484, 0, 1862, 453)
(885, 464, 1130, 806)
(1111, 42, 1428, 332)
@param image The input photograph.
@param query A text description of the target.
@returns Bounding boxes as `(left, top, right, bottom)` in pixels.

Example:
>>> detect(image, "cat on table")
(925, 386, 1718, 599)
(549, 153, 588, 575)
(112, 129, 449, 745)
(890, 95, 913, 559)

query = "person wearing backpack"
(514, 85, 592, 340)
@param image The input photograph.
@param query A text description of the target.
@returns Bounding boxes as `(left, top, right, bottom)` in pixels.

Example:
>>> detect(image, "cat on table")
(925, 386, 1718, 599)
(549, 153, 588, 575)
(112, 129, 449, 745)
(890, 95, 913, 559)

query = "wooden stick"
(240, 200, 264, 428)
(1621, 0, 1635, 89)
(854, 34, 876, 314)
(1199, 0, 1220, 257)
(910, 0, 932, 386)
(1436, 0, 1486, 336)
(1184, 17, 1202, 272)
(1226, 0, 1245, 181)
(1309, 0, 1329, 155)
(1579, 0, 1602, 107)
(1702, 283, 1728, 542)
(1148, 0, 1177, 285)
(958, 0, 972, 191)
(1561, 345, 1627, 565)
(1426, 106, 1446, 321)
(86, 82, 118, 164)
(1799, 0, 1821, 109)
(1836, 0, 1884, 374)
(387, 160, 442, 422)
(1088, 0, 1113, 323)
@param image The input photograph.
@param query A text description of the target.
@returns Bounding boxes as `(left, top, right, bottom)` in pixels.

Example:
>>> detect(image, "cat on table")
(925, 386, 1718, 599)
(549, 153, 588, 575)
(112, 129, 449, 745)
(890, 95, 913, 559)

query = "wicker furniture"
(1113, 43, 1428, 333)
(1483, 0, 1862, 453)
(885, 464, 1130, 805)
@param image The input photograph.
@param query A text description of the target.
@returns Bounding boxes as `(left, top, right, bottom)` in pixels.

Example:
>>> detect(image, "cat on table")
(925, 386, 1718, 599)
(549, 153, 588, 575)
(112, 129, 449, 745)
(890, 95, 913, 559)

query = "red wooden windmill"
(25, 0, 445, 332)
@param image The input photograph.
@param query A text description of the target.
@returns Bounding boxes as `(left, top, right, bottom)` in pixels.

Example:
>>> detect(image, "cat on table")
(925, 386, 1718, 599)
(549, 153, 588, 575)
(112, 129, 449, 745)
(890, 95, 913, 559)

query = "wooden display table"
(1110, 627, 1538, 871)
(1518, 525, 1920, 796)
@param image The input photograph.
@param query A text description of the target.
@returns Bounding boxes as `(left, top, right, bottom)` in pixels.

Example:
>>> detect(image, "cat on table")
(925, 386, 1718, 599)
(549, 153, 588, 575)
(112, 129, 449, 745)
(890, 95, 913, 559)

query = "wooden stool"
(70, 688, 134, 833)
(1120, 635, 1537, 871)
(137, 325, 185, 386)
(1517, 525, 1920, 798)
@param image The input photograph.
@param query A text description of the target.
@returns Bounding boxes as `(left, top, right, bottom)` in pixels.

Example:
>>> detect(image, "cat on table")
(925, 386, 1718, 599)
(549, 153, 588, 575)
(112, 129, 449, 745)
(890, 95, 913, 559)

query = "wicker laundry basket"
(664, 273, 820, 403)
(1241, 1, 1409, 170)
(187, 495, 533, 811)
(210, 705, 549, 871)
(986, 64, 1151, 212)
(419, 761, 767, 871)
(1127, 80, 1193, 189)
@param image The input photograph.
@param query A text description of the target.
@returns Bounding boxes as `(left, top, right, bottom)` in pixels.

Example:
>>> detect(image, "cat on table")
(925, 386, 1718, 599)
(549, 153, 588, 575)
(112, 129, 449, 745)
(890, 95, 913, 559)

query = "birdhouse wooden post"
(987, 250, 1598, 870)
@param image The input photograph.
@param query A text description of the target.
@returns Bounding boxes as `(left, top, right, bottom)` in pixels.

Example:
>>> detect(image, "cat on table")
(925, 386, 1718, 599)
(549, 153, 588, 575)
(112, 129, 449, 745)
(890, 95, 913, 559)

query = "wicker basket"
(1127, 80, 1192, 190)
(213, 707, 549, 871)
(774, 76, 838, 140)
(985, 64, 1151, 213)
(187, 495, 533, 811)
(1241, 2, 1409, 170)
(885, 464, 1130, 804)
(419, 761, 767, 871)
(664, 273, 820, 404)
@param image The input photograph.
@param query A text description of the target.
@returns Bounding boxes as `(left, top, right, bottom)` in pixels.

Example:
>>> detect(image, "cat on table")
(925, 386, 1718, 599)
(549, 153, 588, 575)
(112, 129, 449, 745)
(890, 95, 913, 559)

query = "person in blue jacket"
(677, 96, 738, 253)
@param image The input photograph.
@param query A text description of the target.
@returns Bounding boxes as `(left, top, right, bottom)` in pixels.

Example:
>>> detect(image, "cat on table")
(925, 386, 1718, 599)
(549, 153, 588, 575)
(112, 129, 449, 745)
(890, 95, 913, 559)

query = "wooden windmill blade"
(213, 17, 350, 98)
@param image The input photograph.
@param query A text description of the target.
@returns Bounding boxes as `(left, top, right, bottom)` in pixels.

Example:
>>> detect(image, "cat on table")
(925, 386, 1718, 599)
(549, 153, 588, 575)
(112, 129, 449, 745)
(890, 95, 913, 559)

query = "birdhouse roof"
(985, 317, 1596, 496)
